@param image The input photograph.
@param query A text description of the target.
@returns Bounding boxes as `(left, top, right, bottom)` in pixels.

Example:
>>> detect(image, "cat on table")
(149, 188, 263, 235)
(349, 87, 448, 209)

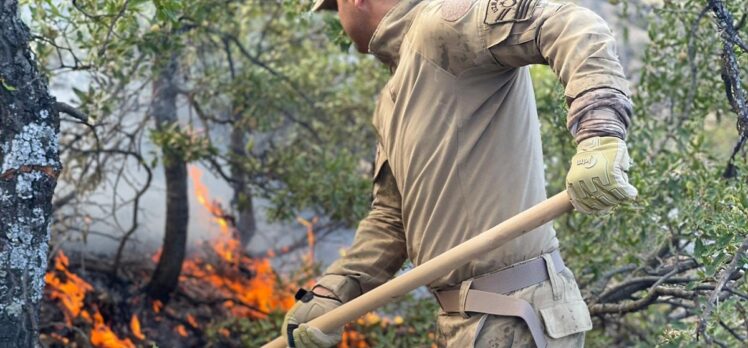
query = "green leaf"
(0, 77, 16, 91)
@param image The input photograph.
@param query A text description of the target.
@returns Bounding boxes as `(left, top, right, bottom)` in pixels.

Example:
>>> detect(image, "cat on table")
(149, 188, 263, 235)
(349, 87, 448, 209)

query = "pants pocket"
(537, 268, 592, 340)
(539, 299, 593, 339)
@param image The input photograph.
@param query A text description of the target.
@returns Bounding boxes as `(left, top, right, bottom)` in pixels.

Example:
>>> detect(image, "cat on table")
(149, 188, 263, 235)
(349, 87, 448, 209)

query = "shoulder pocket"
(539, 299, 592, 339)
(483, 0, 539, 47)
(484, 0, 539, 24)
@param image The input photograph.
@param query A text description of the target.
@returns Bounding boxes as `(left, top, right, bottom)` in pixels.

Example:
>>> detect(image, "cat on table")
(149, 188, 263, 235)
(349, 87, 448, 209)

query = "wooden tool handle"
(264, 191, 573, 348)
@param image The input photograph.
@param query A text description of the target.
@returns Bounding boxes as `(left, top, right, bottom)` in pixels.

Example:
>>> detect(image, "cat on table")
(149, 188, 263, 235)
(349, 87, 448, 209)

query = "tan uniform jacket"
(317, 0, 631, 345)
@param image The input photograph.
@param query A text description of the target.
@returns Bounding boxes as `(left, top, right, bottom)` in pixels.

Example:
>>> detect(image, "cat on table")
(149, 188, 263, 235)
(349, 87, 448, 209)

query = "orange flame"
(184, 166, 302, 317)
(44, 251, 93, 325)
(130, 315, 145, 340)
(45, 166, 318, 345)
(45, 252, 139, 347)
(151, 248, 162, 263)
(91, 310, 135, 348)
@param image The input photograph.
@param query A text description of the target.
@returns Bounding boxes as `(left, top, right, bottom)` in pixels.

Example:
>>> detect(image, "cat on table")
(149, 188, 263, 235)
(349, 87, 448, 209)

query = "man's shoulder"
(406, 0, 491, 75)
(416, 0, 546, 25)
(408, 0, 543, 53)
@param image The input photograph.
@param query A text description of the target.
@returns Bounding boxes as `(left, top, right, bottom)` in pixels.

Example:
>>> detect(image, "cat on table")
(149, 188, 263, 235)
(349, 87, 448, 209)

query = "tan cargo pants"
(435, 268, 589, 348)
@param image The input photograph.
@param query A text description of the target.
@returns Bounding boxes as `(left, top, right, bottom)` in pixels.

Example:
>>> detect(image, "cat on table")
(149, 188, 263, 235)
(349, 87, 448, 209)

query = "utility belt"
(431, 250, 566, 348)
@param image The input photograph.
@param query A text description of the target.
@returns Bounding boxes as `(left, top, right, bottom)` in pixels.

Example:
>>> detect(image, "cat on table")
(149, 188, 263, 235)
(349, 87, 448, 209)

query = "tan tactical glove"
(566, 137, 638, 214)
(282, 288, 342, 348)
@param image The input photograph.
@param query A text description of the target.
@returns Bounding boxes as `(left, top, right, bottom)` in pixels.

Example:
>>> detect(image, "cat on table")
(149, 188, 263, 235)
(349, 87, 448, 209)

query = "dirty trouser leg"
(474, 315, 585, 348)
(435, 313, 585, 348)
(435, 312, 484, 347)
(435, 267, 590, 348)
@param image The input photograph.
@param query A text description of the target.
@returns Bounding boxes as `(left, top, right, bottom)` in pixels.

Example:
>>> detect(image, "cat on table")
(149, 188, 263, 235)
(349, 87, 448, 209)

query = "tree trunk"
(145, 54, 189, 300)
(229, 127, 257, 247)
(0, 1, 60, 346)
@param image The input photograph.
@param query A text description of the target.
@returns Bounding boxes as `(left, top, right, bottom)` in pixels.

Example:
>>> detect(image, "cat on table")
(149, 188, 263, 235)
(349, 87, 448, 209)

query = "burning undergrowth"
(41, 242, 301, 347)
(40, 166, 372, 347)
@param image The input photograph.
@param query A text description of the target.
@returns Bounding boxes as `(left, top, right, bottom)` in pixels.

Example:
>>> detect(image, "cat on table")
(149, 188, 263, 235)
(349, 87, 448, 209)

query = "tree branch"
(54, 101, 88, 122)
(708, 0, 748, 176)
(697, 235, 748, 339)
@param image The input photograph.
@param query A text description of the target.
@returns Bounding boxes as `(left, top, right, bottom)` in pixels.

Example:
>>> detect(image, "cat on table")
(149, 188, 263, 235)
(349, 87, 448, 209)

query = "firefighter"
(283, 0, 636, 346)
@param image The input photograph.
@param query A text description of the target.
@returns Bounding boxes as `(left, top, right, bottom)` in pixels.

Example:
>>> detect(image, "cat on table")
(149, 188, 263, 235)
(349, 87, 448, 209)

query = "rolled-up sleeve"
(485, 0, 633, 140)
(487, 1, 631, 98)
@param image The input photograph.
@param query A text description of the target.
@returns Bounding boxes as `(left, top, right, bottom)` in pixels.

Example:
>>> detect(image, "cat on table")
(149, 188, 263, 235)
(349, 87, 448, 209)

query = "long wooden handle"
(263, 191, 573, 348)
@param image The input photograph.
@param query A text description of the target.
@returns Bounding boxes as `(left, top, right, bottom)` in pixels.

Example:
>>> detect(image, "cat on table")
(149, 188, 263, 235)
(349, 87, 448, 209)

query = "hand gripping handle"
(264, 191, 574, 348)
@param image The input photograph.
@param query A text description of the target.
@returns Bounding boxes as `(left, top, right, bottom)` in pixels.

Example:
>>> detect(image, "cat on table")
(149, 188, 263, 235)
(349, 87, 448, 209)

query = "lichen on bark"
(0, 0, 60, 347)
(1, 122, 59, 172)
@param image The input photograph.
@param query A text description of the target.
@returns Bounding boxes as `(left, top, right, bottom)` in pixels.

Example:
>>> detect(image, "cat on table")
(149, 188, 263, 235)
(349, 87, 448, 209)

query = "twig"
(682, 4, 711, 124)
(587, 264, 636, 296)
(597, 275, 695, 303)
(736, 302, 748, 340)
(697, 235, 748, 339)
(174, 288, 269, 316)
(97, 0, 131, 58)
(718, 319, 746, 342)
(110, 164, 152, 279)
(54, 101, 88, 122)
(590, 284, 727, 315)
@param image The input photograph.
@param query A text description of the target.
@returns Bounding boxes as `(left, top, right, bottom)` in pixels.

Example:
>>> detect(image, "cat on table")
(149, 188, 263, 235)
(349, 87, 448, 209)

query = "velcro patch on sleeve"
(441, 0, 477, 22)
(484, 0, 538, 24)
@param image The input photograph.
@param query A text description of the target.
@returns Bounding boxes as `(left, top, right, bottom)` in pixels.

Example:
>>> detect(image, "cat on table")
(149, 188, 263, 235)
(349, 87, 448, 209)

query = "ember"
(152, 300, 163, 313)
(186, 313, 198, 328)
(176, 324, 189, 337)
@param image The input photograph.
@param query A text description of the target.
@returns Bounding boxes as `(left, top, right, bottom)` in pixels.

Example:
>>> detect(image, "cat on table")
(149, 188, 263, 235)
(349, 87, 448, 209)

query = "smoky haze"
(50, 0, 646, 270)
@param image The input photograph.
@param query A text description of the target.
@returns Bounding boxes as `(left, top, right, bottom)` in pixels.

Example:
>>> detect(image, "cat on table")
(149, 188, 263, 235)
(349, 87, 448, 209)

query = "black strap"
(287, 323, 299, 348)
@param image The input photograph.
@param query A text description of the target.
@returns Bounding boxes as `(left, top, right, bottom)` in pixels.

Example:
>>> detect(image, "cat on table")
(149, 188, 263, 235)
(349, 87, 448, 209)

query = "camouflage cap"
(312, 0, 337, 12)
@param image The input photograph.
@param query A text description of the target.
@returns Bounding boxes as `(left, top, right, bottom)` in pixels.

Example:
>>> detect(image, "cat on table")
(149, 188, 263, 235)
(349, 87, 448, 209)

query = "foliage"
(21, 0, 748, 346)
(23, 0, 388, 245)
(205, 311, 285, 348)
(350, 294, 439, 347)
(149, 125, 216, 164)
(205, 293, 440, 348)
(533, 0, 748, 346)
